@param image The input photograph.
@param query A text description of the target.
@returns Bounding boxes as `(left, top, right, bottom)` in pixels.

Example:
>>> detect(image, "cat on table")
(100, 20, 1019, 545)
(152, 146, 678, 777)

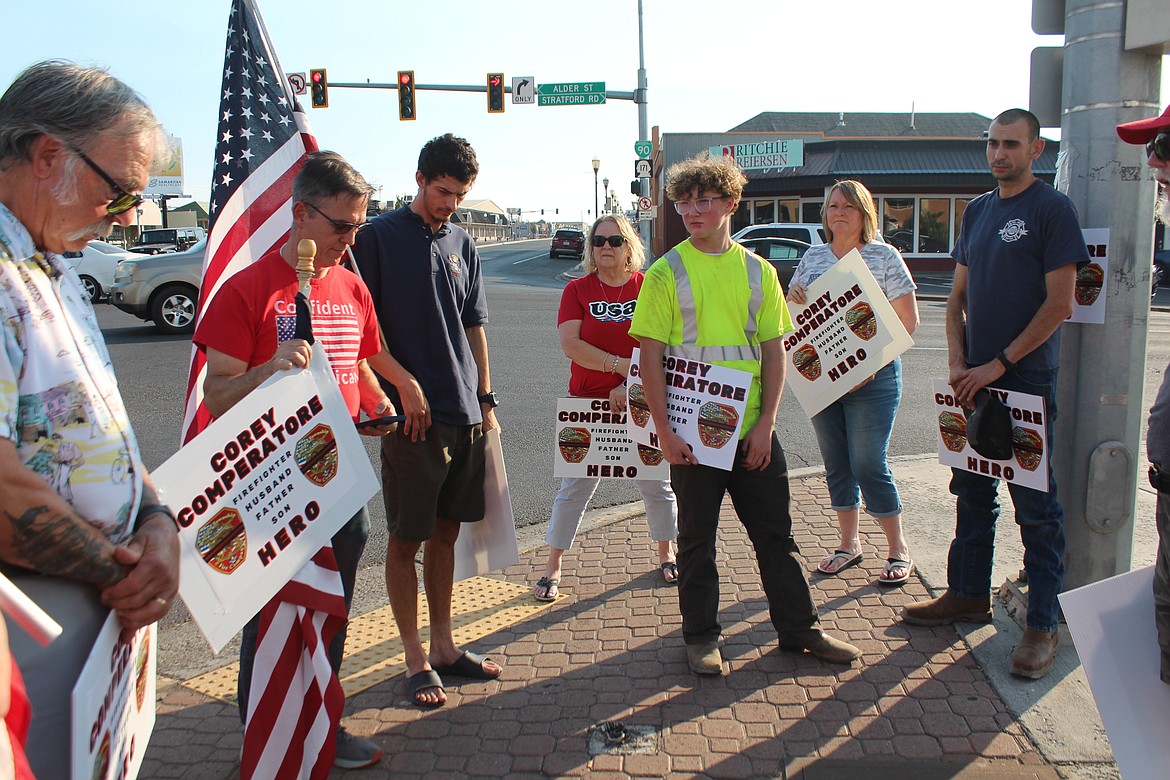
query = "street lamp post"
(591, 157, 600, 219)
(603, 177, 609, 214)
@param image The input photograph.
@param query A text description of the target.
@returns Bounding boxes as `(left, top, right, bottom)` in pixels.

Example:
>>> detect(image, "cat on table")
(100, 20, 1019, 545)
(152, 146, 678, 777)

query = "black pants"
(1155, 487, 1170, 683)
(670, 434, 820, 646)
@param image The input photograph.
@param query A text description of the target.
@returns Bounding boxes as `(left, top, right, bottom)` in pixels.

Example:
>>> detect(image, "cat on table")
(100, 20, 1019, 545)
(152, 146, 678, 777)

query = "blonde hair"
(823, 180, 879, 245)
(583, 214, 645, 275)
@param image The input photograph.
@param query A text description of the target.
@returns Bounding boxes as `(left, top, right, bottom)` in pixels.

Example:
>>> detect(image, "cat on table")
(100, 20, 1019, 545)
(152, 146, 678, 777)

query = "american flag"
(183, 2, 346, 778)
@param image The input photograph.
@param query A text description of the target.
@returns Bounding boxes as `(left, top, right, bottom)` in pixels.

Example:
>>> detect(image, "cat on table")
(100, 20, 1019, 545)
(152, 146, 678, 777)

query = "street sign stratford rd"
(536, 81, 605, 106)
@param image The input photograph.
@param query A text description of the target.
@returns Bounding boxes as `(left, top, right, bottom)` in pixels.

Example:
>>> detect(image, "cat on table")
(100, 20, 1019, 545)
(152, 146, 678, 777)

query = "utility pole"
(1051, 0, 1165, 589)
(636, 0, 651, 261)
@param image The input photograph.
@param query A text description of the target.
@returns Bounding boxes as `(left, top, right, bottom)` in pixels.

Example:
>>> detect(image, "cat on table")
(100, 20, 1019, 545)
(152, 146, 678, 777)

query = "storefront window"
(753, 200, 775, 224)
(918, 198, 950, 253)
(731, 201, 750, 234)
(777, 200, 799, 223)
(882, 198, 915, 254)
(802, 201, 823, 225)
(953, 198, 971, 246)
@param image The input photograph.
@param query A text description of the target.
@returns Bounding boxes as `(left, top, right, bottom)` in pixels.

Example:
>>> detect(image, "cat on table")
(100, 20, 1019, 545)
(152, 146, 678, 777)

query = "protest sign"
(1069, 228, 1109, 324)
(783, 249, 914, 418)
(626, 348, 751, 471)
(932, 378, 1049, 492)
(156, 347, 378, 652)
(71, 613, 155, 780)
(553, 397, 669, 480)
(453, 428, 521, 581)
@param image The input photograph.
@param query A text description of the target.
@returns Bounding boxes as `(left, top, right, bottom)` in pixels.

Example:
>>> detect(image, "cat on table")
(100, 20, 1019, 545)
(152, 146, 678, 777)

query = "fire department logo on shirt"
(998, 219, 1029, 243)
(448, 254, 462, 277)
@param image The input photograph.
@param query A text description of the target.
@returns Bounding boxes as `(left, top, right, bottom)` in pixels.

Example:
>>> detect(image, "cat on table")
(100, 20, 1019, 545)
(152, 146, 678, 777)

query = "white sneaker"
(334, 727, 382, 770)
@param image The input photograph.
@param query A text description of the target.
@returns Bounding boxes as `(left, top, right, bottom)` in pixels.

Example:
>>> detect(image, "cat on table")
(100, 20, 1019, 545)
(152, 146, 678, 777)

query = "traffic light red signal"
(487, 73, 504, 114)
(397, 71, 416, 121)
(309, 68, 328, 109)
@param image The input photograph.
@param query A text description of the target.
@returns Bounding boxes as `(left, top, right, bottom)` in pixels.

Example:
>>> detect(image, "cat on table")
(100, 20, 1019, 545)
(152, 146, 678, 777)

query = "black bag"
(966, 388, 1013, 460)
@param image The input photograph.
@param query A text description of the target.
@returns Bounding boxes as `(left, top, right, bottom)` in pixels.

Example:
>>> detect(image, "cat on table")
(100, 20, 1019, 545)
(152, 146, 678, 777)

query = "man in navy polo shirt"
(903, 109, 1088, 680)
(353, 134, 502, 708)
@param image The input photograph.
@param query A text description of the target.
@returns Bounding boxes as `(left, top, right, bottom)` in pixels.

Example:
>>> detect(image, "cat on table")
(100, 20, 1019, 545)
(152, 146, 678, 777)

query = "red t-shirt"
(557, 272, 644, 398)
(194, 251, 381, 418)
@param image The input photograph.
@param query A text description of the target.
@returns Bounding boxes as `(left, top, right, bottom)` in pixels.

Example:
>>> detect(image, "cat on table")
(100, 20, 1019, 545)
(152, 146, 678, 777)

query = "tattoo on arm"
(5, 505, 126, 587)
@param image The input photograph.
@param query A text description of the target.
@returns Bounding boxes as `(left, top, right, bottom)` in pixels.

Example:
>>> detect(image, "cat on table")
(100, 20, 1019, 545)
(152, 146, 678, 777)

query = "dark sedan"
(739, 237, 811, 288)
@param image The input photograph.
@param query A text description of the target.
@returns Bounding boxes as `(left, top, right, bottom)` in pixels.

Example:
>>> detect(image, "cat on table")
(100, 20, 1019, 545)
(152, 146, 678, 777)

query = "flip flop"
(817, 549, 863, 575)
(660, 561, 679, 584)
(879, 558, 914, 586)
(431, 651, 502, 681)
(534, 576, 559, 602)
(406, 669, 446, 708)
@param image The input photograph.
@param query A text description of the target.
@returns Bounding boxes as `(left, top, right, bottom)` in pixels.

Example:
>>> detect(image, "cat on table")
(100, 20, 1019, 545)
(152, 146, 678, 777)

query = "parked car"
(134, 226, 205, 255)
(61, 240, 150, 302)
(738, 237, 811, 288)
(110, 239, 205, 334)
(549, 228, 585, 259)
(732, 222, 825, 246)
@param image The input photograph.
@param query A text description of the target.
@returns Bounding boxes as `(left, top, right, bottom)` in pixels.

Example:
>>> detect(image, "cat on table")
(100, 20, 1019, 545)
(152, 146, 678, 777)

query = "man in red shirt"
(194, 151, 396, 770)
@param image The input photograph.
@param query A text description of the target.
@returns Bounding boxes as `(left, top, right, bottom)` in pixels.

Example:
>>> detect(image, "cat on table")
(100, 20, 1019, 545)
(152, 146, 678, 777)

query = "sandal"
(406, 669, 446, 708)
(660, 561, 679, 584)
(534, 576, 559, 602)
(879, 558, 914, 586)
(817, 549, 863, 575)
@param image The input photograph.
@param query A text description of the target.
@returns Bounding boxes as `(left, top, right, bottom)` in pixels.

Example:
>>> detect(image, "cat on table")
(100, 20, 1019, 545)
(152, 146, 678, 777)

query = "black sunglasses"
(306, 202, 367, 234)
(591, 234, 625, 248)
(69, 145, 142, 216)
(1146, 132, 1170, 163)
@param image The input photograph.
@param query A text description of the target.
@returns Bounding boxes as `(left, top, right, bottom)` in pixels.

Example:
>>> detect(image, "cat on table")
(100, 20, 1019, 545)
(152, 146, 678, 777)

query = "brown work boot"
(902, 592, 993, 626)
(686, 641, 723, 676)
(780, 632, 861, 664)
(1010, 629, 1059, 679)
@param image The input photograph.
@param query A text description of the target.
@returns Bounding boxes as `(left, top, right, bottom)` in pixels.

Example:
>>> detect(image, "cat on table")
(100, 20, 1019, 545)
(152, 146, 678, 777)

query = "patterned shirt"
(0, 204, 142, 541)
(791, 240, 917, 301)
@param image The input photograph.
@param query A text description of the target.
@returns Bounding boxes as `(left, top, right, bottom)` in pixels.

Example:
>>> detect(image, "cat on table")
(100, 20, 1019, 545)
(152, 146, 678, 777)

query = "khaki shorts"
(380, 420, 486, 541)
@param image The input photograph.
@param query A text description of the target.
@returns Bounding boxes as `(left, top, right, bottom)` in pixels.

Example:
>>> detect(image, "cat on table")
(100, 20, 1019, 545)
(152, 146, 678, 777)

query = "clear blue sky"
(2, 1, 1165, 224)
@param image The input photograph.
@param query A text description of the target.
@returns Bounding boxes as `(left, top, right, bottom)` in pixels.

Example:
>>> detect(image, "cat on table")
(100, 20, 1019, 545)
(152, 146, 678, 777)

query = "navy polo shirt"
(352, 205, 489, 426)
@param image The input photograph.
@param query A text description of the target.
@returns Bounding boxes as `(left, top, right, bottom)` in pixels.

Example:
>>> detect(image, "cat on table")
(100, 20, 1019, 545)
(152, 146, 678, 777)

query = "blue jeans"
(947, 367, 1064, 631)
(809, 359, 902, 517)
(237, 507, 369, 722)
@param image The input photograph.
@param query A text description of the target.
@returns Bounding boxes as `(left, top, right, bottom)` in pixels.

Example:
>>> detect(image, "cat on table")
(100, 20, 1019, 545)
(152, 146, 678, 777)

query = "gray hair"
(292, 151, 376, 206)
(0, 60, 162, 171)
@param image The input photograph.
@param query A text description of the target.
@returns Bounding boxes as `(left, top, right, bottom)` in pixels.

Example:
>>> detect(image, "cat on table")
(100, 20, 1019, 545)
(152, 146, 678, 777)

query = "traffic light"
(309, 69, 328, 109)
(398, 71, 415, 121)
(487, 73, 505, 114)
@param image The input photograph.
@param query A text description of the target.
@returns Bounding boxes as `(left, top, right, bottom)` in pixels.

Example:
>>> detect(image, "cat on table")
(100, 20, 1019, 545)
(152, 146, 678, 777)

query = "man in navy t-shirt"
(352, 134, 502, 708)
(903, 109, 1089, 680)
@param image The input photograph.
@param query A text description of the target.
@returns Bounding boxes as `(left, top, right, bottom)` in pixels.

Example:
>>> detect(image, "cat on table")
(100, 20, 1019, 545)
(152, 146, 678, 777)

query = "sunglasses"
(1146, 132, 1170, 163)
(591, 234, 625, 248)
(306, 201, 367, 234)
(673, 196, 726, 215)
(69, 145, 142, 216)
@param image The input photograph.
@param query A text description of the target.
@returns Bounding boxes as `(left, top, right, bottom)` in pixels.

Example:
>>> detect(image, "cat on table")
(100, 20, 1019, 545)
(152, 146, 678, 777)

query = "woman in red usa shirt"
(534, 215, 678, 602)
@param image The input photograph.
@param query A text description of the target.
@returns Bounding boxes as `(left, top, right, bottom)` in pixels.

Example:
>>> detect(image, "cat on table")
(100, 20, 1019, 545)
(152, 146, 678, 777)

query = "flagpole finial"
(296, 239, 316, 295)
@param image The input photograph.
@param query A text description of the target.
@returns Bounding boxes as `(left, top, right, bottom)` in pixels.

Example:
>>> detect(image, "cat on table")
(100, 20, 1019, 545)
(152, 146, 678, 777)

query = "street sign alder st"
(537, 81, 606, 106)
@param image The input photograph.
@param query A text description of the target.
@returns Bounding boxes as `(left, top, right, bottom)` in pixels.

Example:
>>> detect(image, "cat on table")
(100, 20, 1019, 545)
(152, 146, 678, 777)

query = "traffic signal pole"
(1054, 0, 1163, 589)
(636, 0, 652, 262)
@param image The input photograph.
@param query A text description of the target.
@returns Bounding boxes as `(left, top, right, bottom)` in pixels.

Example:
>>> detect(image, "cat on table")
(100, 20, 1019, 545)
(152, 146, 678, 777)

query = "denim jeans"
(809, 358, 903, 516)
(947, 367, 1064, 631)
(669, 434, 820, 646)
(545, 477, 677, 550)
(237, 506, 369, 722)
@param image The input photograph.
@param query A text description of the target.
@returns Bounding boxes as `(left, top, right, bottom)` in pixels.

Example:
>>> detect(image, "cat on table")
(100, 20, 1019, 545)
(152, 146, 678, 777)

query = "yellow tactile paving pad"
(181, 575, 551, 704)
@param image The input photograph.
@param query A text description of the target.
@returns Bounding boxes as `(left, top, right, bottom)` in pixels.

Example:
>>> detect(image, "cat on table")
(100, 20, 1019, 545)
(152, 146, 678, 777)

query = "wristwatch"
(478, 391, 500, 408)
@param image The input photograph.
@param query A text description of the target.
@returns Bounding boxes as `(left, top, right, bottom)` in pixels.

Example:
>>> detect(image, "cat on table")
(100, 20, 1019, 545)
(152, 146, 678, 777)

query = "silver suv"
(110, 239, 204, 334)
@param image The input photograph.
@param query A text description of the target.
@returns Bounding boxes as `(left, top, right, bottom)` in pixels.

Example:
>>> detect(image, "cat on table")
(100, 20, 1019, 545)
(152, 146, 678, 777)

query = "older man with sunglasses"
(1117, 105, 1170, 684)
(0, 61, 180, 776)
(194, 150, 395, 770)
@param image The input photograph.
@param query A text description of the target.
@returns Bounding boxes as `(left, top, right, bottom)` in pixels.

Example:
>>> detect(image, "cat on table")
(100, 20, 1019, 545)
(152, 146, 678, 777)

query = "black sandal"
(660, 561, 679, 584)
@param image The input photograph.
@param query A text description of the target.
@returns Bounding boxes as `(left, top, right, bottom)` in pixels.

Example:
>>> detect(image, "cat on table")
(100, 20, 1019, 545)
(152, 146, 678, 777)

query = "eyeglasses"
(306, 201, 367, 234)
(1146, 132, 1170, 162)
(68, 145, 142, 216)
(673, 196, 726, 215)
(591, 234, 625, 248)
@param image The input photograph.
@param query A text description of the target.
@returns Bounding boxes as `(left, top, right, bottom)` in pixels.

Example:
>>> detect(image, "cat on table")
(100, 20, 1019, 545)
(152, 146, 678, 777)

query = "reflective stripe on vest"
(664, 246, 763, 363)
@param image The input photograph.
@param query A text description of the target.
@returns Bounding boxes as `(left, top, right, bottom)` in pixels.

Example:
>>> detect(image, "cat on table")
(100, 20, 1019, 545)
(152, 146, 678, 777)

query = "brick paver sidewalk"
(143, 474, 1056, 779)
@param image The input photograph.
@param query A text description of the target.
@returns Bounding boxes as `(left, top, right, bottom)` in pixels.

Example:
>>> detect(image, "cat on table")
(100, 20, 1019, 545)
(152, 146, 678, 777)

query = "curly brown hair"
(664, 151, 746, 204)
